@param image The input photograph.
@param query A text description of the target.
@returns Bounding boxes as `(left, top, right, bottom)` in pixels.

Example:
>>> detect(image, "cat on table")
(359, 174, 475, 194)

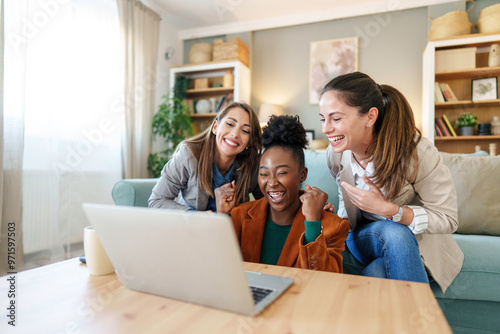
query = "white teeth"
(224, 139, 238, 147)
(268, 192, 284, 199)
(328, 135, 344, 143)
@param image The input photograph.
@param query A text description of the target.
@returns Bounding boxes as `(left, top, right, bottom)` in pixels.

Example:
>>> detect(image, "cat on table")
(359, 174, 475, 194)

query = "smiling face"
(258, 146, 307, 219)
(319, 91, 377, 157)
(212, 107, 251, 161)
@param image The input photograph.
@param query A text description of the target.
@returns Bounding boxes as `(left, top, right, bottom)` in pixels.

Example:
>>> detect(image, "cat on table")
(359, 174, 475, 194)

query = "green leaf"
(455, 112, 478, 128)
(147, 81, 194, 177)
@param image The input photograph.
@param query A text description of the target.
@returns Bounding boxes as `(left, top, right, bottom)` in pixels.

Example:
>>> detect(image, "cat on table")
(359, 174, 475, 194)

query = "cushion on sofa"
(431, 234, 500, 333)
(440, 152, 500, 236)
(112, 178, 158, 207)
(302, 149, 339, 209)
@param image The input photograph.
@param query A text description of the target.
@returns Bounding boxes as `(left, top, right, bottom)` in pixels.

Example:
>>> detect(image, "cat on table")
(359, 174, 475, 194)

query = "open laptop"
(82, 203, 293, 316)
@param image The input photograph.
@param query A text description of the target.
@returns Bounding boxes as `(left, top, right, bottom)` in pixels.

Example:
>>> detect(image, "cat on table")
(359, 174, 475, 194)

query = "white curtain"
(117, 0, 161, 178)
(3, 0, 123, 270)
(1, 0, 26, 276)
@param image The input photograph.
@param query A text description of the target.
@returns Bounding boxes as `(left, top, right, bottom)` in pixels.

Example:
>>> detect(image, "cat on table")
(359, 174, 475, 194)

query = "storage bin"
(428, 10, 472, 41)
(435, 47, 477, 72)
(194, 78, 209, 89)
(475, 3, 500, 34)
(212, 37, 249, 67)
(188, 42, 212, 64)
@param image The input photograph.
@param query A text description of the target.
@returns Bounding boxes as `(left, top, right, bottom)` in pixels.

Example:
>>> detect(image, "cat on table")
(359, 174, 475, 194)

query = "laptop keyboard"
(250, 286, 273, 304)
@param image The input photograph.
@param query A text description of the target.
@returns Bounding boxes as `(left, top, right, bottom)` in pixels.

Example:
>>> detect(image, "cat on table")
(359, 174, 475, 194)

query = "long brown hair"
(321, 72, 421, 200)
(184, 101, 261, 205)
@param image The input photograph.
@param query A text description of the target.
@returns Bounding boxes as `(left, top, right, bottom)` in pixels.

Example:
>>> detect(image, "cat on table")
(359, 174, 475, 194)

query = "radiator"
(22, 169, 117, 255)
(22, 170, 53, 254)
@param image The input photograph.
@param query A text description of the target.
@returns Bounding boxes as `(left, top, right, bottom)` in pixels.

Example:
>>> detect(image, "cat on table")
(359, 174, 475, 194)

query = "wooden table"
(0, 258, 451, 333)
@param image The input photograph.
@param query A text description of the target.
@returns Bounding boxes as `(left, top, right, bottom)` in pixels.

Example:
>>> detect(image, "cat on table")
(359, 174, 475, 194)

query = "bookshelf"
(169, 60, 250, 133)
(422, 33, 500, 154)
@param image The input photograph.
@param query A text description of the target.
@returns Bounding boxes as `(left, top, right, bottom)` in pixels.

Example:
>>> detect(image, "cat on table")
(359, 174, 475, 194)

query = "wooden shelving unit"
(169, 60, 250, 132)
(435, 99, 500, 108)
(422, 33, 500, 155)
(185, 87, 234, 94)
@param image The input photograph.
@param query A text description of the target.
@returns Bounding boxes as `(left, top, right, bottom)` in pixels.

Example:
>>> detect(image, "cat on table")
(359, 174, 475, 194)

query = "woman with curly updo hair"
(216, 115, 349, 273)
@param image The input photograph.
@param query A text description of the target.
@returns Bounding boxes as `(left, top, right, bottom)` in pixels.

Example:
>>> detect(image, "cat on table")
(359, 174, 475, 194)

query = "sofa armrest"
(111, 178, 158, 207)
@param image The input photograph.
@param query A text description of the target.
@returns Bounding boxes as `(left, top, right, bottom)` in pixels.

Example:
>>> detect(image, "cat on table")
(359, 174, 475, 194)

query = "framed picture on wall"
(305, 130, 315, 148)
(471, 77, 498, 101)
(309, 37, 358, 104)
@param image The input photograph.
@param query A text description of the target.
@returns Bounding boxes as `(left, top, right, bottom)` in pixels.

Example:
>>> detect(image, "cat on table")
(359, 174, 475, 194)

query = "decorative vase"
(460, 126, 475, 136)
(195, 99, 211, 114)
(223, 70, 234, 88)
(489, 44, 500, 67)
(492, 116, 500, 135)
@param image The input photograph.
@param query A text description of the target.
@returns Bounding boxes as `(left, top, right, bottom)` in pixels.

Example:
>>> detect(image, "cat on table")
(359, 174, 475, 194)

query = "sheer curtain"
(4, 0, 123, 270)
(1, 0, 26, 276)
(117, 0, 160, 178)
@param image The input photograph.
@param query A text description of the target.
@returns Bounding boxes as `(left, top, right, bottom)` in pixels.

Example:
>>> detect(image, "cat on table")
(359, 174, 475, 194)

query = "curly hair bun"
(262, 115, 307, 150)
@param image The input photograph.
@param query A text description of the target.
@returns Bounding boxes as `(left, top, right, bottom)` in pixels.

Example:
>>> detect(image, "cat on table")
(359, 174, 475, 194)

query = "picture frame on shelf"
(305, 130, 315, 148)
(471, 77, 498, 101)
(309, 37, 358, 104)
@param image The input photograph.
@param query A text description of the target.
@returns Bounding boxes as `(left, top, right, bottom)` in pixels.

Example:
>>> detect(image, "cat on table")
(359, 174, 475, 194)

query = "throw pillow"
(440, 151, 500, 236)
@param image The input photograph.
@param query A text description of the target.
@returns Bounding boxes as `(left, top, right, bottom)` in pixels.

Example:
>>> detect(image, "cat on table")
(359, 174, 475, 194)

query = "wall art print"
(309, 37, 358, 104)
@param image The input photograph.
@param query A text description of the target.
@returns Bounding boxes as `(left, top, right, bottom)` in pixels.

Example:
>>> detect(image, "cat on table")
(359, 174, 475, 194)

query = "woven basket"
(428, 10, 472, 41)
(477, 3, 500, 19)
(476, 3, 500, 34)
(187, 42, 213, 64)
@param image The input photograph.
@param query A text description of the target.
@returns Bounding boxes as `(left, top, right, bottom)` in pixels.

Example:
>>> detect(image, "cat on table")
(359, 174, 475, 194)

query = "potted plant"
(455, 112, 478, 136)
(147, 76, 193, 177)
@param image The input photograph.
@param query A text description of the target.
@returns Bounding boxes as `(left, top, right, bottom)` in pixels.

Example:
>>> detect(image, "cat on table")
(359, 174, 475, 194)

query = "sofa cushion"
(302, 149, 339, 209)
(440, 152, 500, 236)
(431, 233, 500, 333)
(432, 234, 500, 302)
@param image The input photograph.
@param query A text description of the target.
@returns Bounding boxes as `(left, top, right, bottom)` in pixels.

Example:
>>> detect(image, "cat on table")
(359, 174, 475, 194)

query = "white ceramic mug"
(83, 226, 115, 275)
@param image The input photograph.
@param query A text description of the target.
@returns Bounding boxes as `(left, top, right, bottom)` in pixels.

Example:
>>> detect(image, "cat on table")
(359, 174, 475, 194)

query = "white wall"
(152, 18, 184, 153)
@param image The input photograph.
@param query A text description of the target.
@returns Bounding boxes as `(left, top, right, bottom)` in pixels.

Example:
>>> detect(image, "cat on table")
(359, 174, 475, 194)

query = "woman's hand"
(215, 181, 237, 214)
(300, 185, 328, 221)
(341, 174, 397, 219)
(323, 201, 335, 213)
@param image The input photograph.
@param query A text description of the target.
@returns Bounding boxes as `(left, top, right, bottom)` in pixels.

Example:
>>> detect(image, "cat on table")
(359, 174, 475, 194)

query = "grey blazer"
(326, 137, 464, 292)
(148, 142, 261, 211)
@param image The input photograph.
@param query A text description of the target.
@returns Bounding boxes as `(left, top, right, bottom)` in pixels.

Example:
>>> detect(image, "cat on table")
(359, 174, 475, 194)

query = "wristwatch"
(392, 206, 404, 222)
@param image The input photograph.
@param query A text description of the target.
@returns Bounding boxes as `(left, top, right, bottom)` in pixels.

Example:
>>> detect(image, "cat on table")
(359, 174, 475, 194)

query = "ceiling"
(143, 0, 457, 39)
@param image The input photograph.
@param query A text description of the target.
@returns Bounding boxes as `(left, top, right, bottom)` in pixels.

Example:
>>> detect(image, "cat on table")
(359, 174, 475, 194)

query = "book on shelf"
(215, 96, 226, 113)
(436, 117, 452, 136)
(435, 122, 443, 137)
(437, 82, 458, 102)
(434, 82, 445, 103)
(442, 114, 457, 137)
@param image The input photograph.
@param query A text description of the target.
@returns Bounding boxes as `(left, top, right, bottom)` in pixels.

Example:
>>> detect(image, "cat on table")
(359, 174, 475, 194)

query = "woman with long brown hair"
(319, 72, 462, 292)
(149, 102, 262, 211)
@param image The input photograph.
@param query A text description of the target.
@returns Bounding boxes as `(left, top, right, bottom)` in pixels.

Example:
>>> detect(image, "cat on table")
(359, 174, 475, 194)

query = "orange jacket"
(230, 196, 350, 273)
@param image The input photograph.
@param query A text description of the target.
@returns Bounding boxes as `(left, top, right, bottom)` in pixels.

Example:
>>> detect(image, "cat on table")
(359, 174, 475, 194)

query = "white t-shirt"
(336, 153, 428, 234)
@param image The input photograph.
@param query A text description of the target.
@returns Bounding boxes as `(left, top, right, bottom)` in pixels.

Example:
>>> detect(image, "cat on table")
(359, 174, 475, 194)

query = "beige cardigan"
(326, 137, 463, 292)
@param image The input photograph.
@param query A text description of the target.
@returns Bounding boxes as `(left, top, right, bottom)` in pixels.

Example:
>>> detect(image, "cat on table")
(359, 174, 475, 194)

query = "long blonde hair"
(321, 72, 421, 200)
(185, 102, 262, 205)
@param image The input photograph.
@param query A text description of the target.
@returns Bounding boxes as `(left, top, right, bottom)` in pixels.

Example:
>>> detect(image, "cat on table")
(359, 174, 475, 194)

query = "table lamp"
(258, 103, 284, 127)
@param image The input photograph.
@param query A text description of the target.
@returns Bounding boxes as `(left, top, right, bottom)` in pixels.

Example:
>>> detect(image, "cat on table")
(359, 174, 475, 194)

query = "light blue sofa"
(112, 149, 500, 334)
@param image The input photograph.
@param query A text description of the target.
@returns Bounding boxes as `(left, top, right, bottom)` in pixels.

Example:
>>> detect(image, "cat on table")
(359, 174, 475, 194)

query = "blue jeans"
(346, 219, 429, 283)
